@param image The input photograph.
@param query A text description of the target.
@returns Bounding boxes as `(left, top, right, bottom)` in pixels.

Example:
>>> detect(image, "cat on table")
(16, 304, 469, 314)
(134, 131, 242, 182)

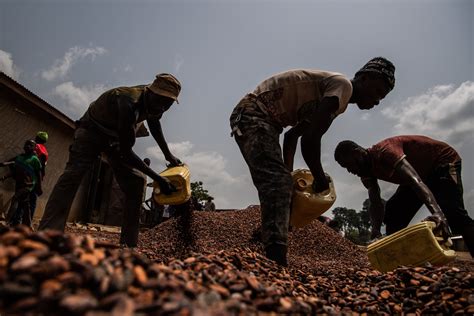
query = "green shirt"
(14, 154, 41, 191)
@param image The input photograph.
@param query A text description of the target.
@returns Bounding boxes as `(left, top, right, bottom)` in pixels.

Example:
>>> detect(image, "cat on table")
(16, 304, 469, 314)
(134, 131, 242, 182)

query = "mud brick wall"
(0, 84, 79, 220)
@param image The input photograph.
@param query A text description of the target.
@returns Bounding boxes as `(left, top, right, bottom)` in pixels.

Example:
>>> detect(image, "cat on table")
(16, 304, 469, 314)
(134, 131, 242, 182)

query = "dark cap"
(356, 57, 396, 90)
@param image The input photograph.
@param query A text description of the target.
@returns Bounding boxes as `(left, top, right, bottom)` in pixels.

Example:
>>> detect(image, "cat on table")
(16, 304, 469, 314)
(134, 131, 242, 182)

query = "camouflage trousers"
(230, 94, 293, 247)
(38, 126, 145, 247)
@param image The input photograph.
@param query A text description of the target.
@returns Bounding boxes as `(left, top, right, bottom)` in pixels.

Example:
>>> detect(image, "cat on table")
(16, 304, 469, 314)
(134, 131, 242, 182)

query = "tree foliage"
(190, 181, 213, 205)
(331, 205, 371, 245)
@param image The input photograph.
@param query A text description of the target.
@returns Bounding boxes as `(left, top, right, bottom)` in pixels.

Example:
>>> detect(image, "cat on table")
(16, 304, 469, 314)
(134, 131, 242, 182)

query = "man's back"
(368, 135, 460, 183)
(84, 85, 146, 133)
(252, 69, 353, 128)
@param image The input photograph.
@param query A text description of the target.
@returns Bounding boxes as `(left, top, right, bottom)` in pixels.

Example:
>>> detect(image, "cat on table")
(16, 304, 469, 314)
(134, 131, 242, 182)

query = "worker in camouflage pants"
(231, 98, 293, 265)
(230, 58, 396, 266)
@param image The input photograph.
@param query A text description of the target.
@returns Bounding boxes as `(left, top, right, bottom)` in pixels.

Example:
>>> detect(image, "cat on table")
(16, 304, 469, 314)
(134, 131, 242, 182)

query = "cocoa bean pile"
(1, 206, 473, 314)
(137, 205, 370, 274)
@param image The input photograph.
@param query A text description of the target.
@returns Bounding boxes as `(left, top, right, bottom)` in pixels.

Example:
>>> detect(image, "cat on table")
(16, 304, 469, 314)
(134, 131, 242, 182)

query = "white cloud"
(360, 113, 371, 121)
(382, 81, 474, 147)
(145, 141, 250, 208)
(42, 46, 107, 81)
(113, 64, 133, 73)
(52, 81, 108, 118)
(174, 54, 184, 74)
(0, 49, 20, 80)
(146, 141, 240, 186)
(465, 189, 474, 213)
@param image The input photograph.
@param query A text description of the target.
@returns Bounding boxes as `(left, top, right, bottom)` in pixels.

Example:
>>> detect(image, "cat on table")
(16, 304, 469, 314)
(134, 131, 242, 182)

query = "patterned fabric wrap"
(355, 57, 395, 90)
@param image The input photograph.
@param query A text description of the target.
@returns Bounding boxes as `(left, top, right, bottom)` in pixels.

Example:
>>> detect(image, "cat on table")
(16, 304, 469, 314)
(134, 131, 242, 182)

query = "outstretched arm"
(395, 158, 450, 238)
(361, 177, 385, 239)
(116, 99, 175, 194)
(300, 96, 339, 192)
(147, 118, 182, 166)
(283, 122, 308, 171)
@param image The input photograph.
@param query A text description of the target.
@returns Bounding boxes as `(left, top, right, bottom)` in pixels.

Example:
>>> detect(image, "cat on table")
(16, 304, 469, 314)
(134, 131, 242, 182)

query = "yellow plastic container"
(153, 165, 191, 205)
(289, 169, 336, 228)
(367, 221, 456, 272)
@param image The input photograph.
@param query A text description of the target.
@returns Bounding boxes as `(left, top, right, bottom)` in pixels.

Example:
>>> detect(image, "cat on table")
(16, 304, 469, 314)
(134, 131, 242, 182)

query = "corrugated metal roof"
(0, 71, 75, 130)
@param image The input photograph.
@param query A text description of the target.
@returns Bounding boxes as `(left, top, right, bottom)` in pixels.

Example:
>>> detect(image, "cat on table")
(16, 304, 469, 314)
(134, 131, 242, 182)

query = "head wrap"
(355, 57, 395, 90)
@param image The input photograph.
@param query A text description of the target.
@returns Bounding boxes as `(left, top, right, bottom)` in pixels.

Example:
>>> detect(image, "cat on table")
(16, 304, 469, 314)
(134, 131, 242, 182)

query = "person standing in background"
(30, 131, 49, 221)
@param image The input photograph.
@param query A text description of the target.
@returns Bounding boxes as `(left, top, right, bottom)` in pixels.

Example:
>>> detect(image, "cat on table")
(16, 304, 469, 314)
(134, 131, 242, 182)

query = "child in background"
(0, 140, 43, 227)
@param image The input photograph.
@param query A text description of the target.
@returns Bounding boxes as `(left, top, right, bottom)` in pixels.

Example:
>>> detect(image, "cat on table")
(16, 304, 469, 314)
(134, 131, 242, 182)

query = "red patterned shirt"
(35, 143, 48, 164)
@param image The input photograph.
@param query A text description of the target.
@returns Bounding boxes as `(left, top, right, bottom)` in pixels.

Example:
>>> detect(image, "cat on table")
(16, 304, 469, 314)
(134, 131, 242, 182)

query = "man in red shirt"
(334, 135, 474, 256)
(34, 132, 49, 178)
(30, 131, 49, 220)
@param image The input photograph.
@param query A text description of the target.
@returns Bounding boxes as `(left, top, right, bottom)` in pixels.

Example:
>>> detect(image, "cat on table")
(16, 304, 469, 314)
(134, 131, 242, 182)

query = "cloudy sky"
(1, 0, 472, 221)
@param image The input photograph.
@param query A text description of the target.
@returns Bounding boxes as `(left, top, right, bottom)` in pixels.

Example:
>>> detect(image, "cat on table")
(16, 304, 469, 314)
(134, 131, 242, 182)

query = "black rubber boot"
(265, 243, 288, 267)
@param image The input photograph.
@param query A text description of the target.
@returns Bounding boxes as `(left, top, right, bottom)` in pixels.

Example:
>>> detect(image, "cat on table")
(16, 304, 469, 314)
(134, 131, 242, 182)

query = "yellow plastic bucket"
(367, 221, 456, 272)
(290, 169, 336, 228)
(153, 165, 191, 205)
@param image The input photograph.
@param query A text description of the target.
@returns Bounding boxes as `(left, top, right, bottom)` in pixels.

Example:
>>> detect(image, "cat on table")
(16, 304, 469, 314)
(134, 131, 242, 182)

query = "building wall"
(0, 88, 77, 220)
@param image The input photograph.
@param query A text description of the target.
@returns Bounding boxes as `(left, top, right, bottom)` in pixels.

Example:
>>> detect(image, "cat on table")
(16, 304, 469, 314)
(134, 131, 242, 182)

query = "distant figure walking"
(204, 197, 216, 212)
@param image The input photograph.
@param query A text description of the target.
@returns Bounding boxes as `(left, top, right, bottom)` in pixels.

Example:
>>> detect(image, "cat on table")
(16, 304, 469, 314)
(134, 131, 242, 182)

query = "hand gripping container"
(367, 221, 456, 272)
(289, 169, 336, 228)
(153, 165, 191, 205)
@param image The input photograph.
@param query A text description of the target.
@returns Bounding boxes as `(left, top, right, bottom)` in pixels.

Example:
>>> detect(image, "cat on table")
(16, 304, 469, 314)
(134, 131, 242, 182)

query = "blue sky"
(1, 0, 473, 221)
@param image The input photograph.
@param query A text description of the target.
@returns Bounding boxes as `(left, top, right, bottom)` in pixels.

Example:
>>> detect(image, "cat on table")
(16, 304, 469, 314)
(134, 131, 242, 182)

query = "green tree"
(190, 181, 213, 205)
(331, 206, 371, 245)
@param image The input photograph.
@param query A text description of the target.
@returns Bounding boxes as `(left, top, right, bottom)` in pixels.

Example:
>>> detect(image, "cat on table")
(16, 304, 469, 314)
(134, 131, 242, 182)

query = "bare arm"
(395, 158, 450, 237)
(300, 96, 339, 192)
(283, 122, 308, 171)
(396, 159, 443, 216)
(116, 99, 174, 194)
(147, 118, 181, 166)
(361, 177, 384, 238)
